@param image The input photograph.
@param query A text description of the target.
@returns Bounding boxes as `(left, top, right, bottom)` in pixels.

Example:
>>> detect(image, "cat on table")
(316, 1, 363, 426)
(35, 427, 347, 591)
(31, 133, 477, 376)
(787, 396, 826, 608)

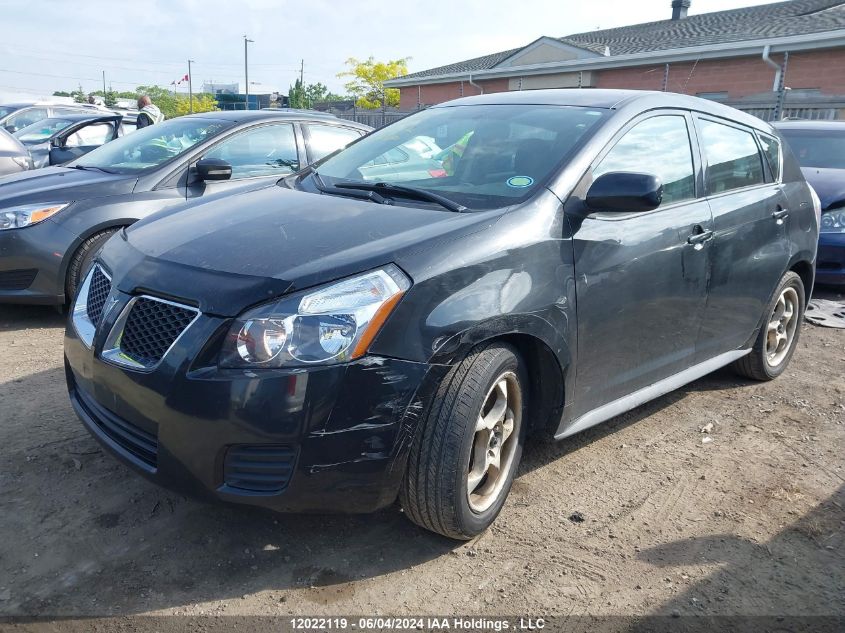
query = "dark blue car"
(775, 120, 845, 285)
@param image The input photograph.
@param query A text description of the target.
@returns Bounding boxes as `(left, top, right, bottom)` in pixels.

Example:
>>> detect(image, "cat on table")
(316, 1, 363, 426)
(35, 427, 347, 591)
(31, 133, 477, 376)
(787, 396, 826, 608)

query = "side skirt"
(555, 349, 750, 440)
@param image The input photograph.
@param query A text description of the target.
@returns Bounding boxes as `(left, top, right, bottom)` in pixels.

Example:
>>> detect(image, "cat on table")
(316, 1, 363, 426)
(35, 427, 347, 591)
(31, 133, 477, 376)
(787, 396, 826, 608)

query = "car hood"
(0, 166, 136, 206)
(104, 185, 500, 316)
(801, 167, 845, 211)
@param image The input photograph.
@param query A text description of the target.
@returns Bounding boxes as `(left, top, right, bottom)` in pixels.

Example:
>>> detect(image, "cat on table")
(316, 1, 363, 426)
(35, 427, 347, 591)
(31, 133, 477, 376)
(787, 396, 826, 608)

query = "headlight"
(820, 207, 845, 234)
(219, 264, 411, 368)
(0, 203, 70, 230)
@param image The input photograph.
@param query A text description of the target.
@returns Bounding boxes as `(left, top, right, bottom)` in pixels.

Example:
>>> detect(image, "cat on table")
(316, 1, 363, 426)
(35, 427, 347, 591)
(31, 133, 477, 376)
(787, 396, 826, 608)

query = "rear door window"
(698, 119, 765, 194)
(594, 115, 696, 206)
(305, 124, 362, 162)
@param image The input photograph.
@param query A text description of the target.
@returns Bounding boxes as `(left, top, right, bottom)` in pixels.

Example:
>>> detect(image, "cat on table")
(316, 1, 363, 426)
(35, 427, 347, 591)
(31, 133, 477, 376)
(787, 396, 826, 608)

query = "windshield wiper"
(72, 165, 116, 174)
(312, 171, 391, 205)
(334, 181, 468, 213)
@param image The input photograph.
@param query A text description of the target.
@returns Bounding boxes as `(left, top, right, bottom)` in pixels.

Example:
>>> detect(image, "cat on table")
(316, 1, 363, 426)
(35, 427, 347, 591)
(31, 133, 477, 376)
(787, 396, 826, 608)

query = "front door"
(692, 117, 791, 361)
(567, 112, 713, 420)
(186, 122, 302, 198)
(50, 121, 119, 165)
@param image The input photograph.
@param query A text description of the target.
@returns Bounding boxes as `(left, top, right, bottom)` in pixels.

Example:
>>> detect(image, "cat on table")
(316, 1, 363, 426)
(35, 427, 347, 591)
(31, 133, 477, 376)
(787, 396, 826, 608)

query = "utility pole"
(244, 35, 254, 110)
(300, 59, 304, 86)
(102, 71, 106, 99)
(187, 59, 194, 113)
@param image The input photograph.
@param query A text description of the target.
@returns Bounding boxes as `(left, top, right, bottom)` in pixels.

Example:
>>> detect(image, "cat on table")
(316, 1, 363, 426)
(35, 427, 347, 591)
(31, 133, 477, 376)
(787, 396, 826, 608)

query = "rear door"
(568, 112, 714, 418)
(186, 122, 303, 198)
(692, 116, 791, 361)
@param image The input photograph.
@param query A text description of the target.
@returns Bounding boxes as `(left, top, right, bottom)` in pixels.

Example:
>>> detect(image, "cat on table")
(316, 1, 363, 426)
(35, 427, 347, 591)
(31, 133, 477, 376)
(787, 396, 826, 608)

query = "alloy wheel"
(766, 286, 800, 367)
(467, 371, 522, 513)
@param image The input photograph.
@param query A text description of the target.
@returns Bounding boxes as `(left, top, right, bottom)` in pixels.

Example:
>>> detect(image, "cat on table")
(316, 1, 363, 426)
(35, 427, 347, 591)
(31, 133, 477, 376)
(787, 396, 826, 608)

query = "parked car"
(359, 135, 446, 182)
(0, 102, 101, 133)
(14, 113, 124, 168)
(0, 128, 33, 177)
(0, 110, 369, 304)
(65, 89, 819, 539)
(774, 120, 844, 285)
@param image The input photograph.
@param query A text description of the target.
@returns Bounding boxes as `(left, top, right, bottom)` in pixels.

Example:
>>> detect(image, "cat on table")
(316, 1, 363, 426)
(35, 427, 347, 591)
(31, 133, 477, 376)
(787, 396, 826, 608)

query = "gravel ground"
(0, 290, 842, 624)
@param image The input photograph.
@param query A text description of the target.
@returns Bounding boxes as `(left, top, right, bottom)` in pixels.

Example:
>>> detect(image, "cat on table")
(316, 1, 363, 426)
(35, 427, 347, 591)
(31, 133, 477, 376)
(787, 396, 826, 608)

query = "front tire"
(733, 271, 805, 381)
(400, 343, 528, 540)
(66, 229, 118, 302)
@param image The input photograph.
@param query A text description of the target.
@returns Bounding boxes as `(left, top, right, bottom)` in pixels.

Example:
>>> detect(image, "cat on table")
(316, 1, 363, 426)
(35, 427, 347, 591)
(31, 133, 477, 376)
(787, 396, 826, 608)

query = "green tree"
(302, 83, 347, 107)
(70, 84, 86, 103)
(135, 85, 178, 119)
(175, 93, 218, 116)
(104, 85, 118, 108)
(288, 79, 307, 109)
(52, 90, 71, 97)
(338, 56, 409, 110)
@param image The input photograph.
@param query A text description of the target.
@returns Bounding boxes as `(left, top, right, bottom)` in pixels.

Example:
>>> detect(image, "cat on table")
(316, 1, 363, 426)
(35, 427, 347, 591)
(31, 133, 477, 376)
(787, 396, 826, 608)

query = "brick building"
(385, 0, 845, 120)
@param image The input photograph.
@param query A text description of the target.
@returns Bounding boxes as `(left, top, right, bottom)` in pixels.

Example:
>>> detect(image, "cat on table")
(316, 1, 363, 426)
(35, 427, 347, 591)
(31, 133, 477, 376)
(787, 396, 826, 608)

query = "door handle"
(772, 207, 790, 221)
(687, 230, 714, 245)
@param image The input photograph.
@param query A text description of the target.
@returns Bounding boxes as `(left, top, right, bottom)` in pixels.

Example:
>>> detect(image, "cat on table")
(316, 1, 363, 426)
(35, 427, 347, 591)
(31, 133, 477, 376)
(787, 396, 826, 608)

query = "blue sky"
(1, 0, 774, 101)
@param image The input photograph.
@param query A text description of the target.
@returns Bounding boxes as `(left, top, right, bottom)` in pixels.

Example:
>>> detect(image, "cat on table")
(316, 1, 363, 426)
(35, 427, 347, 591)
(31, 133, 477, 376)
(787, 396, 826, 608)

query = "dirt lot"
(0, 291, 843, 623)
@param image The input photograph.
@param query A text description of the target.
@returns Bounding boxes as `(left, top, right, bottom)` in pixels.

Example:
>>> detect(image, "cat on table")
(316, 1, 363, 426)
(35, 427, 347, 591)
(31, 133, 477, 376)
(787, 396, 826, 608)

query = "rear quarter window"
(758, 132, 781, 181)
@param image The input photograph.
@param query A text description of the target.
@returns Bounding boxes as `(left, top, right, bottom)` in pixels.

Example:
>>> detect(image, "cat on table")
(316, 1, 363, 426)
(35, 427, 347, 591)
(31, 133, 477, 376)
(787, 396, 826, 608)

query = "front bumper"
(0, 219, 77, 304)
(816, 232, 845, 285)
(64, 299, 440, 513)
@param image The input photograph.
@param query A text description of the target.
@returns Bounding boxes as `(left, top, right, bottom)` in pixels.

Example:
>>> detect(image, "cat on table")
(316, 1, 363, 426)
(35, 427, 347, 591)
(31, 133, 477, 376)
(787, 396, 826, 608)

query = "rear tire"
(66, 229, 118, 302)
(400, 343, 528, 540)
(732, 271, 804, 381)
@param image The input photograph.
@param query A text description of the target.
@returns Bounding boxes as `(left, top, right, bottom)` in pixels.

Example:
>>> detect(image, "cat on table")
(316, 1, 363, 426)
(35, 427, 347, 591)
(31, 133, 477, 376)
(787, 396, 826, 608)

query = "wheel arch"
(495, 333, 566, 440)
(427, 326, 567, 441)
(788, 257, 814, 306)
(59, 219, 136, 300)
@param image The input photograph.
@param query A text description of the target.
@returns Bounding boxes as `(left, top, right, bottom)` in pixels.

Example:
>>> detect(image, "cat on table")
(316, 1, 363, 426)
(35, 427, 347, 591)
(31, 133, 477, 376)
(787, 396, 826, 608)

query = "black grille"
(74, 384, 158, 469)
(119, 297, 196, 367)
(86, 266, 111, 326)
(0, 268, 37, 291)
(223, 445, 297, 492)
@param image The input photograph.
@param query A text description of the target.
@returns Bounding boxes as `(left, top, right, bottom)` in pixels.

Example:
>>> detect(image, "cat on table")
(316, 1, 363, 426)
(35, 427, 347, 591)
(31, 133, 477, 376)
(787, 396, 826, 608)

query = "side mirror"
(585, 172, 663, 213)
(50, 137, 64, 149)
(195, 158, 232, 181)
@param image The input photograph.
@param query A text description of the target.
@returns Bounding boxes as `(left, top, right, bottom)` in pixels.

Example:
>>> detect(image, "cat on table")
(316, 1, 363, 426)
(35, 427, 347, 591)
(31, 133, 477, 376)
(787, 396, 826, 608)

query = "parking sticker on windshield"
(506, 176, 534, 188)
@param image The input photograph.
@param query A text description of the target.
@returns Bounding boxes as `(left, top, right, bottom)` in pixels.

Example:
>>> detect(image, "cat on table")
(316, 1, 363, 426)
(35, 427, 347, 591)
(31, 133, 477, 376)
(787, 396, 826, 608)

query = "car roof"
(773, 120, 845, 130)
(0, 102, 99, 109)
(44, 112, 122, 122)
(188, 109, 371, 130)
(434, 89, 771, 132)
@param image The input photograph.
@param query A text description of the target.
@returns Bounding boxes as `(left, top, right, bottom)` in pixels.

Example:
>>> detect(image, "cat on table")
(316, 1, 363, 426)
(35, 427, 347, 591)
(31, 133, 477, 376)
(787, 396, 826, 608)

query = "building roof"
(429, 88, 773, 131)
(399, 0, 845, 81)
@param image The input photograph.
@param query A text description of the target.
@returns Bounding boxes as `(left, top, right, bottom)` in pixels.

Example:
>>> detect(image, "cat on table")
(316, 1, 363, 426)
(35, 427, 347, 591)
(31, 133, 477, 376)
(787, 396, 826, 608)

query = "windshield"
(0, 106, 22, 120)
(72, 117, 233, 174)
(779, 128, 845, 170)
(13, 118, 74, 142)
(311, 104, 607, 210)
